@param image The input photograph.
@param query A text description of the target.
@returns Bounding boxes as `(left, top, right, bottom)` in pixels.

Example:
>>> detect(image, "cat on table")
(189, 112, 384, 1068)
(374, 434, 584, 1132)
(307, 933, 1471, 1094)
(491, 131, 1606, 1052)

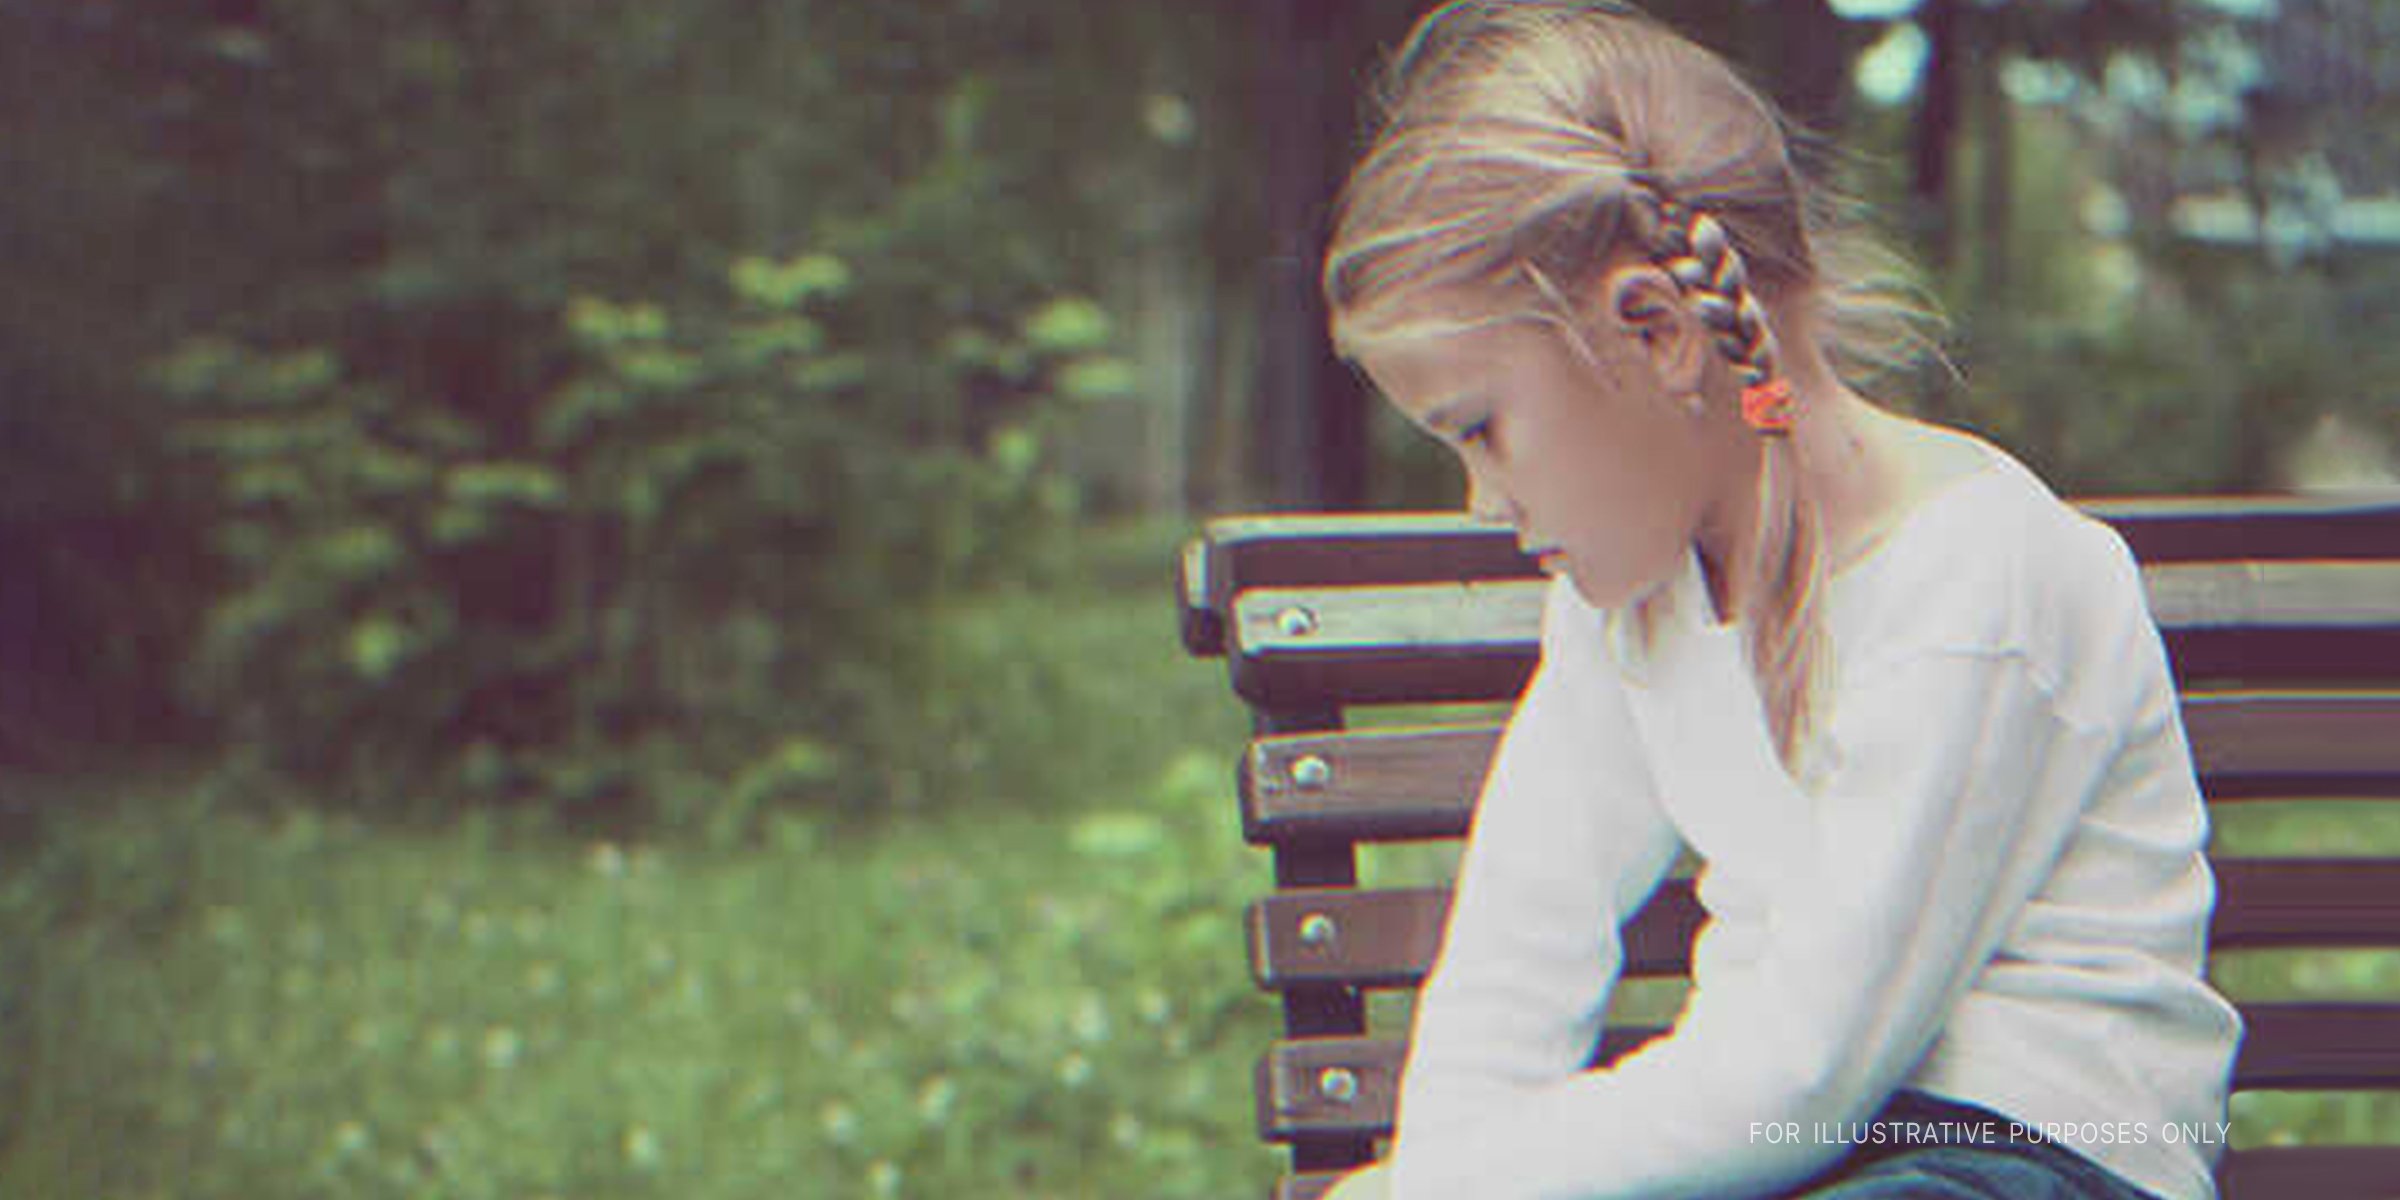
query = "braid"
(1639, 186, 1825, 758)
(1640, 192, 1794, 430)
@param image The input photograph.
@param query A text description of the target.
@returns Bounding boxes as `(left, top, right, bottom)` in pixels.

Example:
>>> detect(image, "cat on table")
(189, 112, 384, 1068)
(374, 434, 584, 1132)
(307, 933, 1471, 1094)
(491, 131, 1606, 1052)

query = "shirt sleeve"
(1388, 558, 2115, 1200)
(1392, 576, 1686, 1142)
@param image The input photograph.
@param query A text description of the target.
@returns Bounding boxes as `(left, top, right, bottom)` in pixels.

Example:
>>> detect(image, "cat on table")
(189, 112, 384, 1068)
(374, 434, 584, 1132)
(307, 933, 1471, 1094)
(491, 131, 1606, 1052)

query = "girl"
(1315, 3, 2241, 1199)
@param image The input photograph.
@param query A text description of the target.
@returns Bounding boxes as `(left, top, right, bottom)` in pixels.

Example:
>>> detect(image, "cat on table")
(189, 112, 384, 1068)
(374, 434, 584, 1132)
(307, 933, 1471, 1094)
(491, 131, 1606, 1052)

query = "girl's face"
(1352, 283, 1733, 612)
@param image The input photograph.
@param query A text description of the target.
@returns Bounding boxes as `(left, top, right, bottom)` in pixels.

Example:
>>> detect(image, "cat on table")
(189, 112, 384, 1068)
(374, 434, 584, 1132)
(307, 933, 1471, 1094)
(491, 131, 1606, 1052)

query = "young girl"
(1315, 3, 2241, 1199)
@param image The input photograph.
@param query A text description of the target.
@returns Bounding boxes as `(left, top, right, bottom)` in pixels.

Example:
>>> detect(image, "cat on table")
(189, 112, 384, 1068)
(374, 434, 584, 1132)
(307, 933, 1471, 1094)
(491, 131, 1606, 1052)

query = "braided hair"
(1322, 0, 1936, 761)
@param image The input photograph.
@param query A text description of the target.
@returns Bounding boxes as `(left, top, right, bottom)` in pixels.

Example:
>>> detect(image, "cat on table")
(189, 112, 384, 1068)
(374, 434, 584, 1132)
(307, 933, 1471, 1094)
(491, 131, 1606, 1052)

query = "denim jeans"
(1782, 1090, 2167, 1200)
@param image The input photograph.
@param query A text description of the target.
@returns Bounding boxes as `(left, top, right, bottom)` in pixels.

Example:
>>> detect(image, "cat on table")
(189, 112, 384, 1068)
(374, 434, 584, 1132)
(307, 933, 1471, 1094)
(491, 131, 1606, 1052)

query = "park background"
(1, 0, 2396, 1196)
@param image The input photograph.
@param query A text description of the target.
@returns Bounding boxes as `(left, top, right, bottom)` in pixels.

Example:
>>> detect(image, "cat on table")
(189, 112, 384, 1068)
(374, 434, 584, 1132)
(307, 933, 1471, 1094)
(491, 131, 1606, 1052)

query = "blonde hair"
(1323, 0, 1942, 762)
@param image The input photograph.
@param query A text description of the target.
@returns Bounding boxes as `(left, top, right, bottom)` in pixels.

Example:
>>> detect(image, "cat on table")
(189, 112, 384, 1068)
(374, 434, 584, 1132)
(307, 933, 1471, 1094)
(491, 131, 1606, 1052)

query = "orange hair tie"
(1740, 378, 1797, 434)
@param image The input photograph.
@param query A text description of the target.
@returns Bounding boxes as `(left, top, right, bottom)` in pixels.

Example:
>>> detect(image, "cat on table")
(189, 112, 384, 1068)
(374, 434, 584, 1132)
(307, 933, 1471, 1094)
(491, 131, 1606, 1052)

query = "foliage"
(1928, 99, 2400, 493)
(153, 258, 1129, 819)
(0, 0, 1199, 786)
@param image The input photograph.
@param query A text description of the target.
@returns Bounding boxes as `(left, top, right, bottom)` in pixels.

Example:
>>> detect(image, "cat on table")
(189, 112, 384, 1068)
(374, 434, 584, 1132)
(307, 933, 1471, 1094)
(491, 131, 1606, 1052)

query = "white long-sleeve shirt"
(1389, 448, 2242, 1200)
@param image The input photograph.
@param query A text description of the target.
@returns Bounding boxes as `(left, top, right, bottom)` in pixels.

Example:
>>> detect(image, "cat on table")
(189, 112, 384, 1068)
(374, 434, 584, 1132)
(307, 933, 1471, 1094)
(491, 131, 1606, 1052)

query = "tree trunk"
(1760, 0, 1866, 142)
(1972, 23, 2012, 305)
(1911, 0, 1964, 272)
(1250, 0, 1368, 511)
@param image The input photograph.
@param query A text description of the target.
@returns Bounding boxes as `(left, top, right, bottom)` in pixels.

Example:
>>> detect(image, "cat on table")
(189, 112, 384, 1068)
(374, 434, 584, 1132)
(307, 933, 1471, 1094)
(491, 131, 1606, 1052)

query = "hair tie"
(1741, 378, 1797, 434)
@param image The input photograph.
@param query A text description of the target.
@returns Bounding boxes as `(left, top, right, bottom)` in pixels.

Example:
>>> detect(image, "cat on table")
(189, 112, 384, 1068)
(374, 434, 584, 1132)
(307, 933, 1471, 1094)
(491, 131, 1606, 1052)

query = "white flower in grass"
(1071, 993, 1110, 1044)
(916, 1075, 958, 1123)
(820, 1102, 860, 1145)
(329, 1120, 369, 1158)
(1058, 1053, 1093, 1089)
(867, 1159, 901, 1197)
(1111, 1113, 1144, 1149)
(590, 842, 627, 879)
(481, 1026, 522, 1070)
(1135, 988, 1170, 1025)
(204, 906, 246, 946)
(623, 1124, 662, 1169)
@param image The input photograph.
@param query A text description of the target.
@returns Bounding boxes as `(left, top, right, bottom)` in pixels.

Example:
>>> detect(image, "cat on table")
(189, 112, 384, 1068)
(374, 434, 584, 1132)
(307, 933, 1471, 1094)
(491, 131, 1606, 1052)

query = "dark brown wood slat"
(1249, 883, 1704, 991)
(1189, 499, 2400, 635)
(2233, 1003, 2400, 1090)
(1255, 1035, 1403, 1143)
(1243, 864, 2400, 999)
(1198, 513, 1534, 654)
(2150, 562, 2400, 685)
(1177, 537, 1221, 658)
(2187, 692, 2400, 798)
(1241, 693, 2400, 848)
(2212, 860, 2400, 949)
(1229, 581, 1545, 707)
(2082, 494, 2400, 564)
(1227, 565, 2400, 710)
(2217, 1144, 2400, 1200)
(1184, 499, 2400, 658)
(1276, 1144, 2400, 1200)
(1253, 1004, 2400, 1142)
(1256, 1028, 1670, 1143)
(1242, 726, 1495, 844)
(1250, 887, 1447, 992)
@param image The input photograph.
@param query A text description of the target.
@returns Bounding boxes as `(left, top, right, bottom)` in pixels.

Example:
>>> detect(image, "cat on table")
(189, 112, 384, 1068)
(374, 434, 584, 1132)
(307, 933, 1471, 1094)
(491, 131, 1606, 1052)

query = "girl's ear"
(1603, 265, 1708, 401)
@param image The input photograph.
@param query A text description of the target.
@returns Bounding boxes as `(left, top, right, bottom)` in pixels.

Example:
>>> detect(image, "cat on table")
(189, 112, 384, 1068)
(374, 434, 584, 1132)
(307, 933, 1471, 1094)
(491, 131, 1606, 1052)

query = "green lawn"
(0, 522, 1279, 1200)
(2, 520, 2395, 1197)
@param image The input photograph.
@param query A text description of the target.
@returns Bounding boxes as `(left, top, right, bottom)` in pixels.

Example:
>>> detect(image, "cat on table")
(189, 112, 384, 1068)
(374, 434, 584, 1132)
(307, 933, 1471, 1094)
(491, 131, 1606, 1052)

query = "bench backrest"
(1177, 496, 2400, 1200)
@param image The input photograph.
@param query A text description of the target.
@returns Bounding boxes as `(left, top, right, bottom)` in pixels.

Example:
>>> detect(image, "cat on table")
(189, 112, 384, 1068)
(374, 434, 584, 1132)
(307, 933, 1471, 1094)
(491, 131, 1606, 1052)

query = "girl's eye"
(1457, 418, 1494, 448)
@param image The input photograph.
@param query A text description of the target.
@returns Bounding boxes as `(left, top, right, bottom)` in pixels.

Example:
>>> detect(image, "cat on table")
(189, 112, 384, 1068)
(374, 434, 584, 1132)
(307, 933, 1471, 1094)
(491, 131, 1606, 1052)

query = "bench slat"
(1256, 1027, 1669, 1143)
(1230, 580, 1542, 707)
(1242, 725, 1494, 844)
(1228, 564, 2400, 709)
(1182, 499, 2400, 658)
(1277, 1140, 2400, 1200)
(2217, 1145, 2400, 1199)
(1245, 863, 2400, 993)
(1249, 882, 1704, 990)
(2212, 860, 2400, 949)
(1242, 694, 2400, 846)
(1254, 1003, 2400, 1143)
(2184, 692, 2400, 797)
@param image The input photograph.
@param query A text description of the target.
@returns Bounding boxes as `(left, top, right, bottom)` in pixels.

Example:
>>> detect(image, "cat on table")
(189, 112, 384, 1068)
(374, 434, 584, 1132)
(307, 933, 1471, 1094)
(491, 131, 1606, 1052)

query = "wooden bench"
(1177, 495, 2400, 1200)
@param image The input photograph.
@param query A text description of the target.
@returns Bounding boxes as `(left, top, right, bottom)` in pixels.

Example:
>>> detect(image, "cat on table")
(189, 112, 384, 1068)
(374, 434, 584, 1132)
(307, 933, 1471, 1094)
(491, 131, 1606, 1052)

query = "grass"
(0, 518, 1282, 1200)
(1, 516, 2395, 1195)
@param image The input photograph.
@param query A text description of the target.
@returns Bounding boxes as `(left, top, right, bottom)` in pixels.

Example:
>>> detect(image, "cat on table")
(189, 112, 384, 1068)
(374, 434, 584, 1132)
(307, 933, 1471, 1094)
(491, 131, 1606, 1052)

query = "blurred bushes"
(0, 0, 1203, 819)
(153, 251, 1129, 825)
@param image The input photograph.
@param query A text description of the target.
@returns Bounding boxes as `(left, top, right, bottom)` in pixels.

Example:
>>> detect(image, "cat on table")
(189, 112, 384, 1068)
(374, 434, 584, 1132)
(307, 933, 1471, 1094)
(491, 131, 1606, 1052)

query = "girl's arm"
(1393, 575, 1685, 1142)
(1391, 551, 2132, 1200)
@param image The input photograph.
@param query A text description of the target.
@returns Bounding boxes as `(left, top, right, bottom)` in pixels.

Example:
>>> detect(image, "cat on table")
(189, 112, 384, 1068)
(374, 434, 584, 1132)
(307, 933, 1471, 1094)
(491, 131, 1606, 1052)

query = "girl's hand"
(1321, 1162, 1393, 1200)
